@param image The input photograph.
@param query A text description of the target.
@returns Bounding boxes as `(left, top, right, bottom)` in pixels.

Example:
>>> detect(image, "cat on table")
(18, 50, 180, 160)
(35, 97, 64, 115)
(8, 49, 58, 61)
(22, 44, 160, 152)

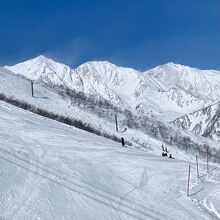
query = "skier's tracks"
(0, 147, 173, 220)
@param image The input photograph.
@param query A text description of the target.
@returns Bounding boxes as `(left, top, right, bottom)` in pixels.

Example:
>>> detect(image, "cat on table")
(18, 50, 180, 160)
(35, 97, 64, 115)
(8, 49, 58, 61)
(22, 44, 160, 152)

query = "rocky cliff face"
(173, 102, 220, 141)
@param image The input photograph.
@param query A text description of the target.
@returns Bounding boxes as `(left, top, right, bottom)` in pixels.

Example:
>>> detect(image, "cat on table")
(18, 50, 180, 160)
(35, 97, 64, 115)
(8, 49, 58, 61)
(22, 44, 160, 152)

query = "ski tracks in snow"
(190, 166, 220, 220)
(0, 102, 218, 220)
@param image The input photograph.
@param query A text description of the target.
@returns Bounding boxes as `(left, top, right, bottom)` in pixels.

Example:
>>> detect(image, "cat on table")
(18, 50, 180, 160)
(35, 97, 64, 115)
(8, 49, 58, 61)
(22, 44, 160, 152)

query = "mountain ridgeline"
(6, 56, 220, 120)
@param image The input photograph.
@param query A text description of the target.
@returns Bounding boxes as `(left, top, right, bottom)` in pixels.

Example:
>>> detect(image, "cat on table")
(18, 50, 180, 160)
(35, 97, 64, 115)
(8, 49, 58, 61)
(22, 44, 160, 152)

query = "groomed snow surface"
(0, 101, 219, 220)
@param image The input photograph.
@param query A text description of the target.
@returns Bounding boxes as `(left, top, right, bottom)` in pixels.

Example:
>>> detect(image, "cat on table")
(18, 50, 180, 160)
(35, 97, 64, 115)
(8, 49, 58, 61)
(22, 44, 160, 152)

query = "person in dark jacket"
(162, 152, 167, 157)
(121, 137, 125, 147)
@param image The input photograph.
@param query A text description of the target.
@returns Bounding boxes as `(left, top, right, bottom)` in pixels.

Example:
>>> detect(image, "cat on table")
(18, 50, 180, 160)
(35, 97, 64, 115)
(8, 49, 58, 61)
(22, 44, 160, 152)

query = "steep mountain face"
(6, 55, 89, 93)
(7, 56, 163, 107)
(172, 102, 220, 141)
(5, 56, 217, 121)
(145, 62, 220, 101)
(75, 61, 169, 110)
(6, 56, 123, 104)
(75, 61, 146, 105)
(75, 61, 211, 119)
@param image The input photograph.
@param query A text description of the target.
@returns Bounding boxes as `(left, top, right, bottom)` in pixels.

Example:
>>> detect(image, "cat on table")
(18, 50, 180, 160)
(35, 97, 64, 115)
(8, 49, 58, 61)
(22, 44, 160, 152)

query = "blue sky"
(0, 0, 219, 70)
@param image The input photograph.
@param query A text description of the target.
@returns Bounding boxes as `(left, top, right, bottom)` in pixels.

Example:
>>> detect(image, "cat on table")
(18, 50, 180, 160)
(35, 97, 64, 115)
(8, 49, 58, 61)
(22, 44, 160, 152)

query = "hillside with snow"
(0, 101, 220, 220)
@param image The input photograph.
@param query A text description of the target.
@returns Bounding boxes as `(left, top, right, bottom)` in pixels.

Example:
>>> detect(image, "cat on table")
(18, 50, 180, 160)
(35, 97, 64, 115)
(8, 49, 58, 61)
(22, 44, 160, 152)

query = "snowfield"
(0, 101, 219, 220)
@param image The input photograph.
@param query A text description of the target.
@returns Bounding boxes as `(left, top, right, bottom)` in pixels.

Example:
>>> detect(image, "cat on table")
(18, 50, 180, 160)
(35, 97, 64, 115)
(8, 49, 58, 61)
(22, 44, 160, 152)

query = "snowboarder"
(121, 137, 125, 147)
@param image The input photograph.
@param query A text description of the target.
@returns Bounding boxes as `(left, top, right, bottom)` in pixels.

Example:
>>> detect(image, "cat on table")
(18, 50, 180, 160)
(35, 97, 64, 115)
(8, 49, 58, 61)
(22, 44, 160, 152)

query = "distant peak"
(164, 62, 184, 68)
(77, 60, 117, 71)
(84, 60, 116, 66)
(157, 62, 196, 72)
(36, 55, 47, 59)
(33, 55, 51, 62)
(30, 55, 69, 67)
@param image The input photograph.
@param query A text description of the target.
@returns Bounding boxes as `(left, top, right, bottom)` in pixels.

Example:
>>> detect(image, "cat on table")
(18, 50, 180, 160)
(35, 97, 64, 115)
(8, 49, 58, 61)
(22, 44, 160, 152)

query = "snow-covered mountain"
(6, 56, 215, 121)
(145, 62, 220, 101)
(173, 101, 220, 141)
(5, 55, 87, 94)
(5, 55, 220, 143)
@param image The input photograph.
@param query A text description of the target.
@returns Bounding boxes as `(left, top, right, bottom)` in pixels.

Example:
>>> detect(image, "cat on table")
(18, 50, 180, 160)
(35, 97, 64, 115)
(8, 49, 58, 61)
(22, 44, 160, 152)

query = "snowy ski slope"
(0, 101, 219, 220)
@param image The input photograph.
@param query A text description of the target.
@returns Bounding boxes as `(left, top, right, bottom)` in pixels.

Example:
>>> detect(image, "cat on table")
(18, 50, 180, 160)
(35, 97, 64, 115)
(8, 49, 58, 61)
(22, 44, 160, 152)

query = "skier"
(121, 137, 125, 147)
